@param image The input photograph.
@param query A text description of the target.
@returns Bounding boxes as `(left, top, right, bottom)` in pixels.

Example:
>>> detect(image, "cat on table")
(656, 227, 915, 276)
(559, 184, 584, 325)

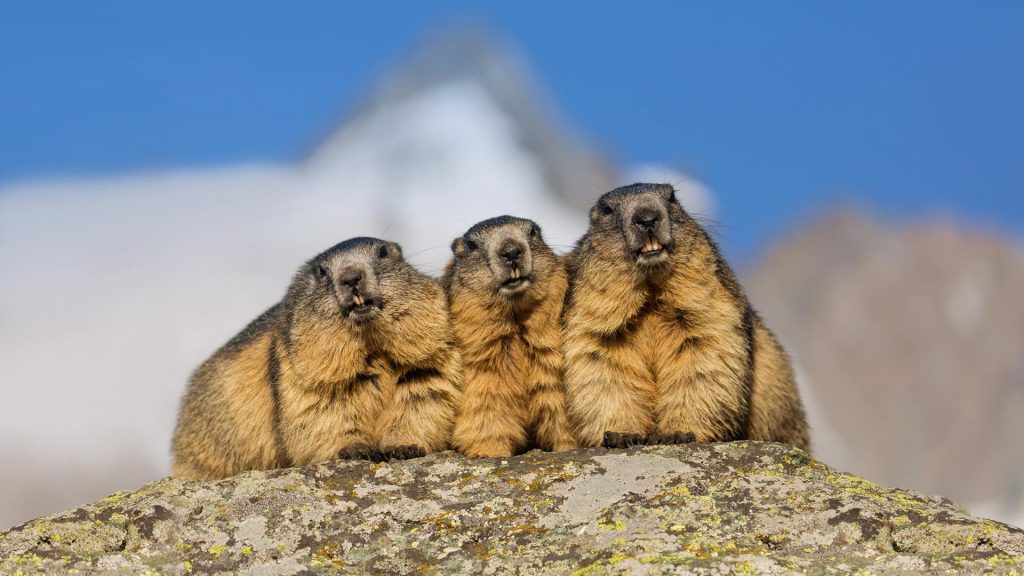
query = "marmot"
(562, 184, 809, 451)
(443, 216, 577, 457)
(172, 237, 461, 479)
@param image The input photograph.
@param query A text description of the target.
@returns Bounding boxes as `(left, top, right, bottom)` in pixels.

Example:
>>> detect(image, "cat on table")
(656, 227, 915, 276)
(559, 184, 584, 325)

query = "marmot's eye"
(599, 203, 614, 216)
(530, 224, 540, 238)
(465, 238, 478, 251)
(315, 264, 330, 280)
(378, 245, 389, 259)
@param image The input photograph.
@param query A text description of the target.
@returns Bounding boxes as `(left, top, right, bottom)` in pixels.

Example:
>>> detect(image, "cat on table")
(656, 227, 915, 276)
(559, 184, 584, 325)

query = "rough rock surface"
(2, 442, 1022, 575)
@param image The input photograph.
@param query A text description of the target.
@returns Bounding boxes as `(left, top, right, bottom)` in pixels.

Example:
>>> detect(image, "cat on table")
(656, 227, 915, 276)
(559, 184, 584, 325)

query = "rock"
(1, 442, 1022, 575)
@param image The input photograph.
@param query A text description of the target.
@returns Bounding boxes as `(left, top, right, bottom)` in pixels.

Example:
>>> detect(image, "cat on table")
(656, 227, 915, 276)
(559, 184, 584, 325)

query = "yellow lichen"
(608, 553, 630, 565)
(569, 561, 606, 576)
(98, 492, 129, 506)
(986, 555, 1024, 569)
(209, 544, 227, 558)
(597, 518, 626, 531)
(981, 521, 1002, 537)
(667, 483, 691, 497)
(508, 524, 547, 538)
(532, 497, 557, 508)
(570, 553, 633, 576)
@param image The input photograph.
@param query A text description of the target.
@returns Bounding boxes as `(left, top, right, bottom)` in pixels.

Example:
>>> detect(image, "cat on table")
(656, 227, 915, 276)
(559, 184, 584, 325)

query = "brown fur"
(563, 184, 809, 451)
(171, 237, 461, 480)
(443, 216, 577, 457)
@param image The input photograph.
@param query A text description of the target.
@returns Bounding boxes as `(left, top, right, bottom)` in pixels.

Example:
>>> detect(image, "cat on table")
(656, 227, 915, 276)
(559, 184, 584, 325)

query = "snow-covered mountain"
(0, 31, 712, 529)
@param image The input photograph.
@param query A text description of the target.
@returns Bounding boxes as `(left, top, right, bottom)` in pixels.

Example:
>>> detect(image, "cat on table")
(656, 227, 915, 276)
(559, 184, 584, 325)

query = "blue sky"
(2, 2, 1022, 260)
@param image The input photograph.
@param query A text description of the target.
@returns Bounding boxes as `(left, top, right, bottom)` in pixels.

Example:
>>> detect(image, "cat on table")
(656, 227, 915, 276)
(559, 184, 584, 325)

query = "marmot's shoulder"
(218, 303, 286, 358)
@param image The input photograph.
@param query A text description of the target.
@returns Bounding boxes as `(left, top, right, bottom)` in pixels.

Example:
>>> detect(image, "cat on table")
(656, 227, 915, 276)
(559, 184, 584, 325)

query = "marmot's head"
(582, 183, 700, 276)
(288, 237, 420, 327)
(446, 216, 559, 302)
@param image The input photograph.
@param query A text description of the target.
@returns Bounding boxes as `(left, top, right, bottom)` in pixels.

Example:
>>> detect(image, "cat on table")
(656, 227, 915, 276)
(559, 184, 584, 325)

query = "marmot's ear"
(659, 184, 677, 204)
(451, 237, 466, 256)
(589, 204, 601, 224)
(390, 241, 403, 259)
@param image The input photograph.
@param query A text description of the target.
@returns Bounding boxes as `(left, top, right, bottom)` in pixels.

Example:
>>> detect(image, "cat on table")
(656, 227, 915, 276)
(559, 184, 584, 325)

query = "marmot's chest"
(464, 326, 541, 383)
(294, 353, 394, 409)
(493, 330, 531, 374)
(631, 305, 705, 371)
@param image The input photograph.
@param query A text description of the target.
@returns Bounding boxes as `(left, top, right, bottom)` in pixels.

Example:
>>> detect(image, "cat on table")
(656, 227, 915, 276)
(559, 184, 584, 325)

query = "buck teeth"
(642, 239, 663, 254)
(353, 294, 364, 306)
(511, 268, 520, 279)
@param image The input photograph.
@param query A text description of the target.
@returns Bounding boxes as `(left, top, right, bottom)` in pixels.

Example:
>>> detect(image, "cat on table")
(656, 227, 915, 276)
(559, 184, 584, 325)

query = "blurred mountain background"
(2, 3, 1022, 530)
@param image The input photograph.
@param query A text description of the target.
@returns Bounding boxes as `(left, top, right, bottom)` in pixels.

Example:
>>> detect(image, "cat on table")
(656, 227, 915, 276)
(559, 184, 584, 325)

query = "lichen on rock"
(2, 442, 1022, 574)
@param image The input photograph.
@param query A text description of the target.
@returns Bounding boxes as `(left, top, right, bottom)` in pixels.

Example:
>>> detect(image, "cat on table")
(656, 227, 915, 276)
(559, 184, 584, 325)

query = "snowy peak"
(306, 27, 616, 209)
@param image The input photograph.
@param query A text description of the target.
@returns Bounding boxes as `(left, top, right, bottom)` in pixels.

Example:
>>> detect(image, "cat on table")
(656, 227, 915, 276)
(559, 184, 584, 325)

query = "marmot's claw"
(645, 431, 697, 446)
(382, 445, 427, 460)
(337, 443, 387, 462)
(602, 431, 647, 449)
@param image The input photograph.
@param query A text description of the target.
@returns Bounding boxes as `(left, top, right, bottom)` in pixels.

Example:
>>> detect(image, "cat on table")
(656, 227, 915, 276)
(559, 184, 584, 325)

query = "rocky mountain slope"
(746, 211, 1024, 525)
(2, 443, 1022, 575)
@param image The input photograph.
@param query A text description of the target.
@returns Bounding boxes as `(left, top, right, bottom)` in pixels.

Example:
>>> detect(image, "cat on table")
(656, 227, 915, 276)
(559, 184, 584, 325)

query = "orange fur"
(444, 216, 577, 457)
(171, 238, 460, 479)
(563, 185, 809, 451)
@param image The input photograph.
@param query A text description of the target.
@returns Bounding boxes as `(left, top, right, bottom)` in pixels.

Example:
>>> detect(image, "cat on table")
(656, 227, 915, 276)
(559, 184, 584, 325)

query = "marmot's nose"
(338, 267, 364, 289)
(499, 241, 524, 267)
(633, 207, 661, 231)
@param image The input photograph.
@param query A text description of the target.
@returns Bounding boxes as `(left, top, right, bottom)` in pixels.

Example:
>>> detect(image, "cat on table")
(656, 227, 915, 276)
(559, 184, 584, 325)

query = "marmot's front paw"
(337, 443, 387, 462)
(382, 445, 427, 460)
(645, 431, 697, 445)
(602, 431, 647, 449)
(549, 439, 579, 452)
(461, 445, 514, 458)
